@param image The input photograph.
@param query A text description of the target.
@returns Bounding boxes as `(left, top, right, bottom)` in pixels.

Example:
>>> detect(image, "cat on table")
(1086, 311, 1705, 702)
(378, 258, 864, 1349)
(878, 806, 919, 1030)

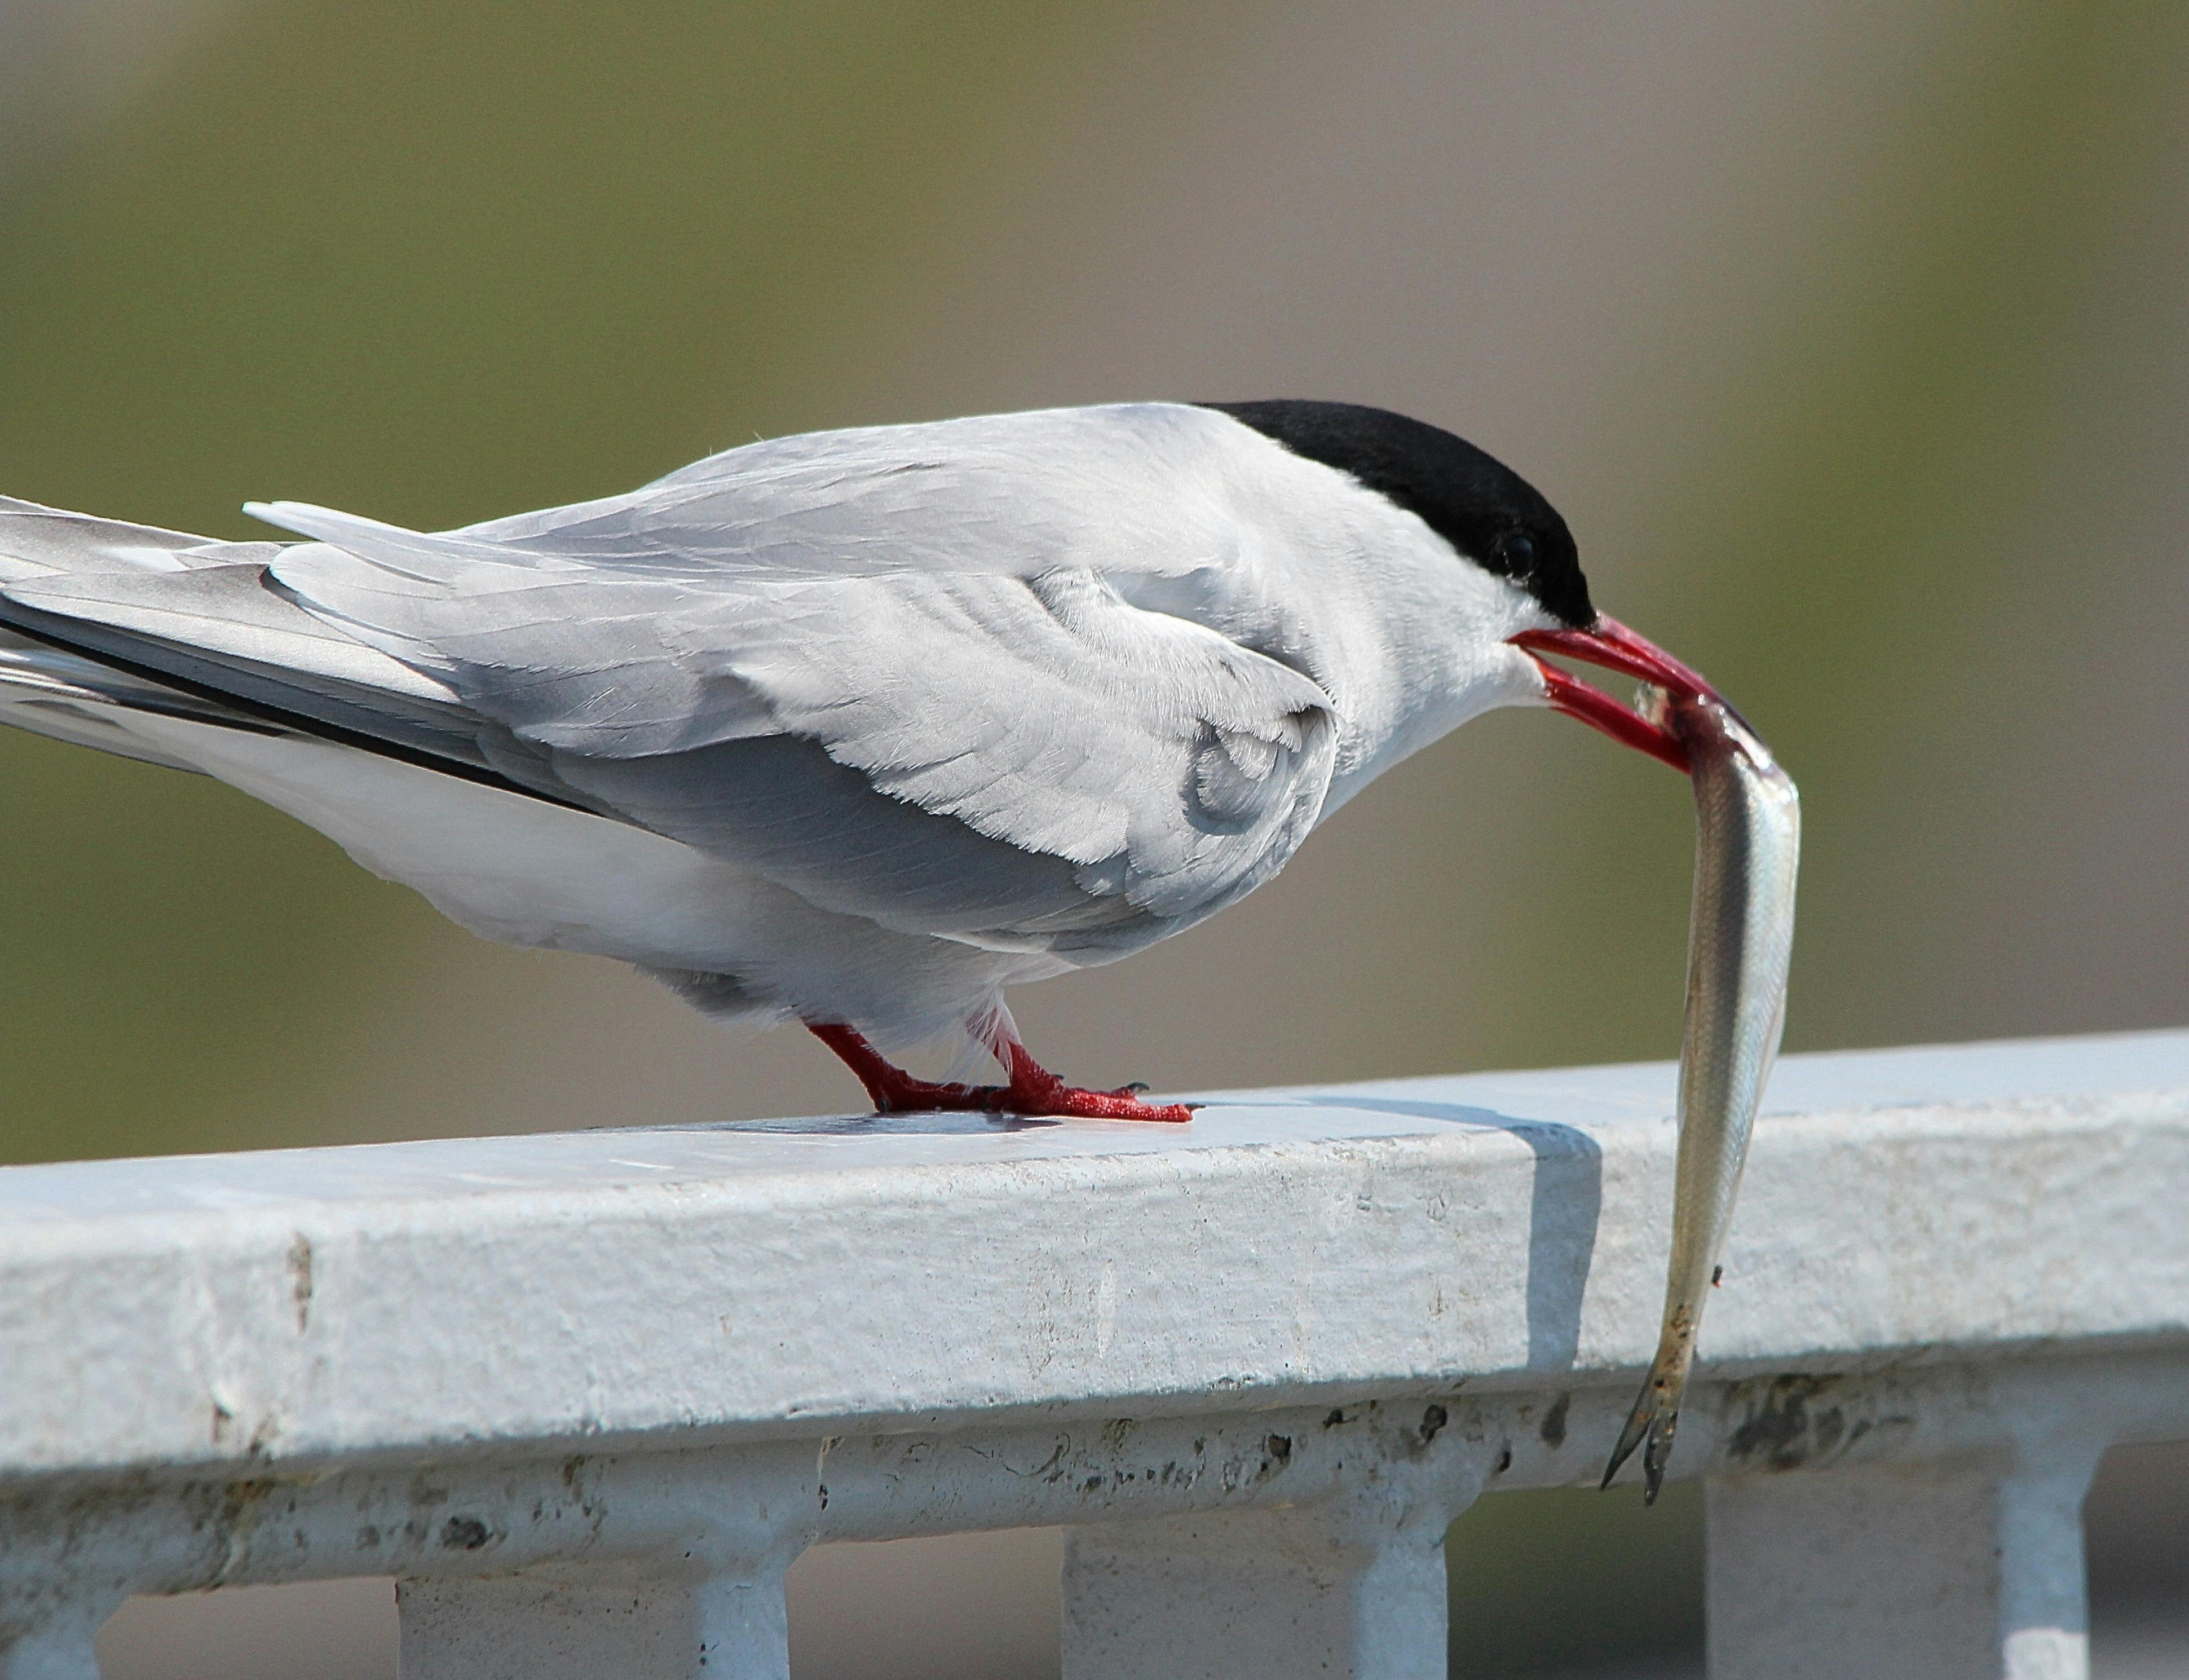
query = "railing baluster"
(396, 1566, 791, 1680)
(1061, 1503, 1453, 1680)
(0, 1622, 101, 1680)
(1704, 1452, 2103, 1680)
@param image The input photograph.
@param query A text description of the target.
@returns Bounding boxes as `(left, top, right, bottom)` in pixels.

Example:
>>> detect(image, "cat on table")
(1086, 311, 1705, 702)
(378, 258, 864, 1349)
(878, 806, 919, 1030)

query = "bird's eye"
(1500, 531, 1537, 570)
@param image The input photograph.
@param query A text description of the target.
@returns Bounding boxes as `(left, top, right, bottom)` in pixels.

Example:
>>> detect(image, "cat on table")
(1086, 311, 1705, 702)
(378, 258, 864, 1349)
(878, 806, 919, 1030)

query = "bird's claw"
(808, 1022, 1193, 1123)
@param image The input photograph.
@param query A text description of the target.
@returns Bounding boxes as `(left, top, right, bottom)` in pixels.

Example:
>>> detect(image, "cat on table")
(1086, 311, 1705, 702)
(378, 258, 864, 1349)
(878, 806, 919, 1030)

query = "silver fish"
(1603, 689, 1800, 1501)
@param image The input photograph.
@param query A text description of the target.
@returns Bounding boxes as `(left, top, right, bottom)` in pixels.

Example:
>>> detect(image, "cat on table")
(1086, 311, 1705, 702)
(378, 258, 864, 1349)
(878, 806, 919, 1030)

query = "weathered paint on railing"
(2, 1030, 2184, 1678)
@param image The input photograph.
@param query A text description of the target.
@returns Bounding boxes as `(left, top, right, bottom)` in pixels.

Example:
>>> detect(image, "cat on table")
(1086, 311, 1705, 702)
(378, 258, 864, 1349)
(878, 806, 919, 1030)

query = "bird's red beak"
(1509, 616, 1719, 775)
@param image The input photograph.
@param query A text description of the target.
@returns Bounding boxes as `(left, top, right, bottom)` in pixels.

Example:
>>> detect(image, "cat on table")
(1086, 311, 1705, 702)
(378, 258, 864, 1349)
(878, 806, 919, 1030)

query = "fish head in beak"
(1508, 615, 1723, 774)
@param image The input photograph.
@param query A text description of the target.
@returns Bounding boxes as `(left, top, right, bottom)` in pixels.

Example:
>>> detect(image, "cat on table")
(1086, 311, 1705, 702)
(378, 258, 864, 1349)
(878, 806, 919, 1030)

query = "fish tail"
(1603, 1334, 1696, 1501)
(1601, 1377, 1655, 1491)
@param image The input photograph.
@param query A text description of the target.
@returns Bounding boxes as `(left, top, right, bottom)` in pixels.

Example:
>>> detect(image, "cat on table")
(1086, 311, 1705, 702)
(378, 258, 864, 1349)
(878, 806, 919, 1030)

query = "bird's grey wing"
(264, 515, 1339, 954)
(255, 403, 1247, 583)
(0, 496, 279, 579)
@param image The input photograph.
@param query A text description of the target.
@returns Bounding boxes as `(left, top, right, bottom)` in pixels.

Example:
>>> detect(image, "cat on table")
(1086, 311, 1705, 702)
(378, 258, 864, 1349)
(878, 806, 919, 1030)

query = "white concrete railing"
(2, 1030, 2186, 1679)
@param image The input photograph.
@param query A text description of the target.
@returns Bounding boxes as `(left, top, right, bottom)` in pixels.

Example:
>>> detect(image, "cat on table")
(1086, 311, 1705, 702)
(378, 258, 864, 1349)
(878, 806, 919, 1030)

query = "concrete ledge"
(3, 1030, 2185, 1482)
(5, 1031, 2186, 1679)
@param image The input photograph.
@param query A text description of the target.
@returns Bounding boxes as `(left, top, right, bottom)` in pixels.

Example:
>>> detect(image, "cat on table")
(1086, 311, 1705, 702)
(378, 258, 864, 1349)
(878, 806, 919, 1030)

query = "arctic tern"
(0, 400, 1739, 1121)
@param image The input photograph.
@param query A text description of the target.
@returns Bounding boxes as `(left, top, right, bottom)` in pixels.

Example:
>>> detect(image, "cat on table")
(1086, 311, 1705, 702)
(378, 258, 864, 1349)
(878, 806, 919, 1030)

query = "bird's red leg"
(805, 1020, 1193, 1122)
(805, 1022, 993, 1113)
(978, 1013, 1195, 1123)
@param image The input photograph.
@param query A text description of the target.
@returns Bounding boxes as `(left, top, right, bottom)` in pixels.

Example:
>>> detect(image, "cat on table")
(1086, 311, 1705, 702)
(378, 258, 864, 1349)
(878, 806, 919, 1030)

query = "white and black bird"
(0, 401, 1720, 1121)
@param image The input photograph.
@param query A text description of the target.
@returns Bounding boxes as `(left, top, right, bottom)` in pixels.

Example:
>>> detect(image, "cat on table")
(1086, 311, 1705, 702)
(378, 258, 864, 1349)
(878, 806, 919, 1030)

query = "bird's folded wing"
(1, 406, 1337, 954)
(0, 496, 275, 580)
(261, 503, 1339, 950)
(440, 404, 1246, 581)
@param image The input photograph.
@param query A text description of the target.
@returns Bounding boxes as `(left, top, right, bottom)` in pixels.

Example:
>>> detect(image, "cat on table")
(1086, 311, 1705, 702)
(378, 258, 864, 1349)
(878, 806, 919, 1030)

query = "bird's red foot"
(807, 1022, 1193, 1122)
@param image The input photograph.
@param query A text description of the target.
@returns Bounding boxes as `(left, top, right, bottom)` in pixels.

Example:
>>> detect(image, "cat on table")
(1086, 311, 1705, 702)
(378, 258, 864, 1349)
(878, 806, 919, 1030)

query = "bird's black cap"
(1201, 399, 1593, 627)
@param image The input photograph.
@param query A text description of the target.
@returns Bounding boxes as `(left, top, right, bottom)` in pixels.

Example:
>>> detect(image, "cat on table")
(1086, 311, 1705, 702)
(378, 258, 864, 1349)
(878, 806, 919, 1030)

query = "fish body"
(1604, 691, 1800, 1500)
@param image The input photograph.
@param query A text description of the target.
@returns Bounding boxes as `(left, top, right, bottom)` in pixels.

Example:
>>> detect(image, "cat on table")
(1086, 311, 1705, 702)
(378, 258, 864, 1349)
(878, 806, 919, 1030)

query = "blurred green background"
(6, 1, 2184, 1676)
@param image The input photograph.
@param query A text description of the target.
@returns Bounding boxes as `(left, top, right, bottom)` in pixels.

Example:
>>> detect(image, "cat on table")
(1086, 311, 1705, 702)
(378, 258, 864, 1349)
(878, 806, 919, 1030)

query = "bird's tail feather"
(0, 495, 517, 789)
(0, 630, 271, 771)
(0, 499, 296, 769)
